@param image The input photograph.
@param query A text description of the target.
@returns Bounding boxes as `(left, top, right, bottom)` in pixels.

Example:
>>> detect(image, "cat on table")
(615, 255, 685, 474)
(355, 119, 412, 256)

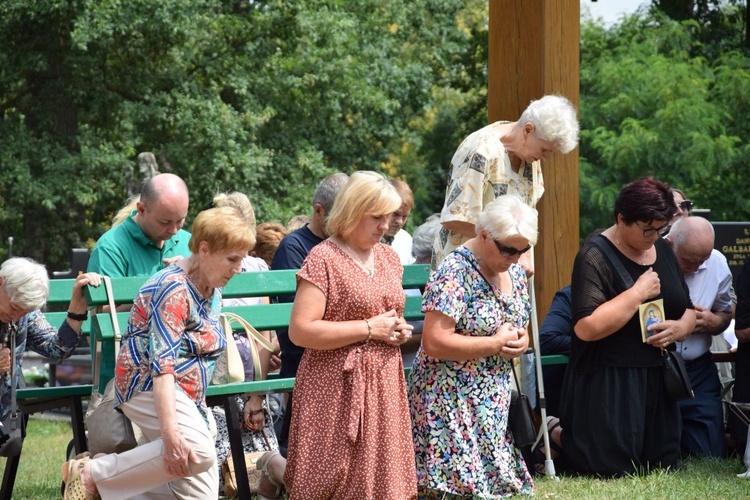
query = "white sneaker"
(736, 469, 750, 479)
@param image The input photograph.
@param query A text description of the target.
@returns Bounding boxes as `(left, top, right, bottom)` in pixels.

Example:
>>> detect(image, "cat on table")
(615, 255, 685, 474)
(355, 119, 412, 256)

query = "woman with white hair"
(433, 94, 578, 271)
(0, 257, 101, 419)
(409, 195, 537, 497)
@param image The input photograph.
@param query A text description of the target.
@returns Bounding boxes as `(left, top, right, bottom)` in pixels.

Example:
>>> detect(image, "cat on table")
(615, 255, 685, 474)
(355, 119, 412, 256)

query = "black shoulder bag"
(591, 238, 694, 401)
(0, 322, 26, 457)
(466, 255, 537, 447)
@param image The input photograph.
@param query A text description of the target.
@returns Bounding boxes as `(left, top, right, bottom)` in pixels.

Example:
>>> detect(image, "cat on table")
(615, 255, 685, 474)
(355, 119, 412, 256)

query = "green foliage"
(1, 0, 489, 269)
(580, 7, 750, 238)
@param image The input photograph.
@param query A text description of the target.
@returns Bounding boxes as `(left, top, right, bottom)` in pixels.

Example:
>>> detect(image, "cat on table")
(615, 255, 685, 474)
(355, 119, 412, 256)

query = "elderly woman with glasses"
(540, 176, 696, 478)
(408, 194, 537, 498)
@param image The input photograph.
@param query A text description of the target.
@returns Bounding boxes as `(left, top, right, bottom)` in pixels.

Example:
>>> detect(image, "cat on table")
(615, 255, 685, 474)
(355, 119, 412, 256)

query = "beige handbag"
(84, 276, 137, 455)
(211, 313, 246, 384)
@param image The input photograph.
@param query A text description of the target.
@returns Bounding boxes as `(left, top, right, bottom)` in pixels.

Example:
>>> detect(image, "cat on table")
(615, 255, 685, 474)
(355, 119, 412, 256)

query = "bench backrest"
(84, 264, 432, 387)
(46, 278, 91, 337)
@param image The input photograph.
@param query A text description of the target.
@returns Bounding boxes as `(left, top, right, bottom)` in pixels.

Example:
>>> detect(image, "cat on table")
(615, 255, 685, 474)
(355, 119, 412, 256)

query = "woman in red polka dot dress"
(256, 171, 417, 499)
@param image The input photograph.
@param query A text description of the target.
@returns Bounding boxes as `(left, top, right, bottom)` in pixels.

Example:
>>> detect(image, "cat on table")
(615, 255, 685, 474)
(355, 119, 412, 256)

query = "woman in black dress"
(559, 176, 696, 476)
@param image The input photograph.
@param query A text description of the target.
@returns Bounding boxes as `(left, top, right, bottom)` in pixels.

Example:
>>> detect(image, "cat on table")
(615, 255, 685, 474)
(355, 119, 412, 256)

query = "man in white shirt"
(667, 216, 733, 457)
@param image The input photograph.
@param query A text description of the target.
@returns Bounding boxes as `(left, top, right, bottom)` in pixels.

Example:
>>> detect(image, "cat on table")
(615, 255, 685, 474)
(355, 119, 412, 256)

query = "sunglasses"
(679, 200, 693, 213)
(493, 239, 532, 257)
(634, 221, 672, 238)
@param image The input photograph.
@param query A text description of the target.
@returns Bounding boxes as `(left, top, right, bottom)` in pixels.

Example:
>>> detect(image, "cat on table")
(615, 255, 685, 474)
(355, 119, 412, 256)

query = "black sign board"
(713, 221, 750, 286)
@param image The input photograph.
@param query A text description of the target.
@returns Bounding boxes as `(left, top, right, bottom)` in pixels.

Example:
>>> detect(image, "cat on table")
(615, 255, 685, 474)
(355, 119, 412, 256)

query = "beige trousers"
(89, 390, 218, 500)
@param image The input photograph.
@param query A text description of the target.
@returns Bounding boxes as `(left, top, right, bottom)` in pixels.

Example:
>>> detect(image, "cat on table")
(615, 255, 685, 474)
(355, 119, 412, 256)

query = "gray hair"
(519, 95, 579, 154)
(476, 195, 538, 245)
(669, 216, 714, 250)
(412, 214, 442, 262)
(0, 257, 49, 311)
(313, 172, 349, 214)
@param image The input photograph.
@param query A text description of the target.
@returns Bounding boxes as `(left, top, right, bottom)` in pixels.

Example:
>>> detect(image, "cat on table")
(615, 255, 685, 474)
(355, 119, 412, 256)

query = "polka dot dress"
(284, 241, 418, 500)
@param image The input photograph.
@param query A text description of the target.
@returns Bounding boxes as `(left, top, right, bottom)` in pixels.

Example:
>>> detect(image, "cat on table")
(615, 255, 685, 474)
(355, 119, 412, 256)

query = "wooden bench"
(2, 279, 93, 499)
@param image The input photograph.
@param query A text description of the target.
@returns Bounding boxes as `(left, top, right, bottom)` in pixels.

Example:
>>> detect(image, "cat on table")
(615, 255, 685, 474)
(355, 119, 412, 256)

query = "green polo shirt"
(88, 211, 192, 278)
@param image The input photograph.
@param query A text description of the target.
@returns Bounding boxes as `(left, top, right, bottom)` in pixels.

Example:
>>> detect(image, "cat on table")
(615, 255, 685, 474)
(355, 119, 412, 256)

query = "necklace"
(344, 243, 374, 277)
(613, 230, 647, 265)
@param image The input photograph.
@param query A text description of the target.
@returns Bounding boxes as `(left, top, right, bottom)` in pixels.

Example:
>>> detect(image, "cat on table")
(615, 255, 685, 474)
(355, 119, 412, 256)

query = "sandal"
(531, 416, 563, 475)
(61, 456, 100, 500)
(256, 450, 284, 500)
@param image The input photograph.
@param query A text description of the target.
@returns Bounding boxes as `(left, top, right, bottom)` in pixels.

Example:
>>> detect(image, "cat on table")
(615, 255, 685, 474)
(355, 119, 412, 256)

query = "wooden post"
(488, 0, 580, 322)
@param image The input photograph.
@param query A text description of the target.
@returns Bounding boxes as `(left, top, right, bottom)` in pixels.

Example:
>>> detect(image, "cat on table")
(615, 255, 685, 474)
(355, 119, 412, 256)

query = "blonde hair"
(252, 222, 288, 266)
(326, 171, 401, 240)
(112, 196, 140, 227)
(212, 192, 256, 228)
(286, 214, 310, 232)
(189, 203, 255, 255)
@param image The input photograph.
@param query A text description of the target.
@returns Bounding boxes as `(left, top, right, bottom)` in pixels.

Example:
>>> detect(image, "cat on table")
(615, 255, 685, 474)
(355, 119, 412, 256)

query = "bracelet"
(66, 310, 88, 321)
(364, 319, 372, 342)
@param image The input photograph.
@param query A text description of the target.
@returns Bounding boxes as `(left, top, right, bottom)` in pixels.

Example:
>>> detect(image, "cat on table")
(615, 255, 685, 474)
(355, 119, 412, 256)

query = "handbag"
(662, 348, 694, 401)
(212, 313, 246, 385)
(509, 361, 537, 448)
(84, 276, 137, 455)
(0, 326, 26, 457)
(591, 237, 695, 401)
(222, 426, 273, 497)
(213, 312, 279, 385)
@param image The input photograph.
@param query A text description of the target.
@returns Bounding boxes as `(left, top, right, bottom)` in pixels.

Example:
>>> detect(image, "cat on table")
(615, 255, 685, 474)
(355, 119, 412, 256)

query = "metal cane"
(529, 275, 557, 477)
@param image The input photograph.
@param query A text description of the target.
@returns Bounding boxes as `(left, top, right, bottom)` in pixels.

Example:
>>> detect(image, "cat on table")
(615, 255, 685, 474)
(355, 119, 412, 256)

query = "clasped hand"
(369, 309, 414, 345)
(496, 323, 528, 359)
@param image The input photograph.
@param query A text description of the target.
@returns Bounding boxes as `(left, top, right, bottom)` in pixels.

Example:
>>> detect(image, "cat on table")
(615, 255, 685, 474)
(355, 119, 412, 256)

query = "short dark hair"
(614, 176, 675, 225)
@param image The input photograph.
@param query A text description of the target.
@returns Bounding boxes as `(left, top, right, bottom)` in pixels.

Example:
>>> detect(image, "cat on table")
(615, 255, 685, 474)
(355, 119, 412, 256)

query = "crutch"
(529, 274, 557, 477)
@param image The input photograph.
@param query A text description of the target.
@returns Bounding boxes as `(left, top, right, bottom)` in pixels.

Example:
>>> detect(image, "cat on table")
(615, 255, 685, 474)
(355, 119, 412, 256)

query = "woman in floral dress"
(409, 195, 537, 498)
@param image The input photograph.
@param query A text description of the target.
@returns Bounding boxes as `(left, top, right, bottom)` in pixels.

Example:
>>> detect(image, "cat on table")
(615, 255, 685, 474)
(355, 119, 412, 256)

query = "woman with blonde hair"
(210, 192, 281, 495)
(256, 171, 417, 499)
(62, 202, 255, 499)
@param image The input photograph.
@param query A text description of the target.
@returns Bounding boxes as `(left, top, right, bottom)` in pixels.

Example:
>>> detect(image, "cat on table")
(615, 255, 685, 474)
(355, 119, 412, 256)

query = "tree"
(579, 8, 750, 239)
(1, 0, 486, 269)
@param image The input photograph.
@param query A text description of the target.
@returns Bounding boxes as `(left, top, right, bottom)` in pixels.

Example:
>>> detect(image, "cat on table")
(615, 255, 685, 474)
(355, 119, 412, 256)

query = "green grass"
(1, 418, 71, 499)
(3, 418, 750, 499)
(534, 459, 750, 499)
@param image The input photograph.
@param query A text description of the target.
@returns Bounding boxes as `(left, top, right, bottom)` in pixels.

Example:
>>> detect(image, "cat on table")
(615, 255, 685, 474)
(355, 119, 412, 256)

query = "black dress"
(730, 257, 750, 456)
(561, 235, 693, 476)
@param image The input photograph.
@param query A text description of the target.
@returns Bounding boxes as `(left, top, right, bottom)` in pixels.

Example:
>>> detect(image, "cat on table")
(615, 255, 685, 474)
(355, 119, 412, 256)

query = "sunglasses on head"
(493, 239, 532, 257)
(679, 200, 693, 212)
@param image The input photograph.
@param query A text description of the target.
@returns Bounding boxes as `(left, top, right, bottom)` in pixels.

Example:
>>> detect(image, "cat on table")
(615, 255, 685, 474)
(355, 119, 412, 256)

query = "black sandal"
(531, 416, 563, 474)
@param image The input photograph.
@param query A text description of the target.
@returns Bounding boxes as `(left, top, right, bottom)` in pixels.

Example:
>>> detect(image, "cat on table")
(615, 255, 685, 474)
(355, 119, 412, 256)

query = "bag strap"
(510, 357, 523, 394)
(220, 313, 269, 381)
(591, 236, 634, 288)
(93, 276, 122, 391)
(8, 324, 17, 417)
(221, 312, 277, 353)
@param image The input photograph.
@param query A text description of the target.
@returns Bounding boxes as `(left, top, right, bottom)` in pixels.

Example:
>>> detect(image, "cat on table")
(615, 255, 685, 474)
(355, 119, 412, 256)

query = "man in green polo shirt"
(88, 173, 191, 278)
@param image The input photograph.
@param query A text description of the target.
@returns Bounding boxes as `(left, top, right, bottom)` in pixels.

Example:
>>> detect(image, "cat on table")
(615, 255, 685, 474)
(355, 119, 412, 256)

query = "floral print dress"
(408, 246, 534, 498)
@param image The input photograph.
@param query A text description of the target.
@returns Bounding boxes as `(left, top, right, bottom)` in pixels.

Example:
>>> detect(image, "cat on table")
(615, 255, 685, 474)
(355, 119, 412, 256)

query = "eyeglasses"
(634, 221, 671, 238)
(493, 239, 532, 257)
(679, 200, 693, 213)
